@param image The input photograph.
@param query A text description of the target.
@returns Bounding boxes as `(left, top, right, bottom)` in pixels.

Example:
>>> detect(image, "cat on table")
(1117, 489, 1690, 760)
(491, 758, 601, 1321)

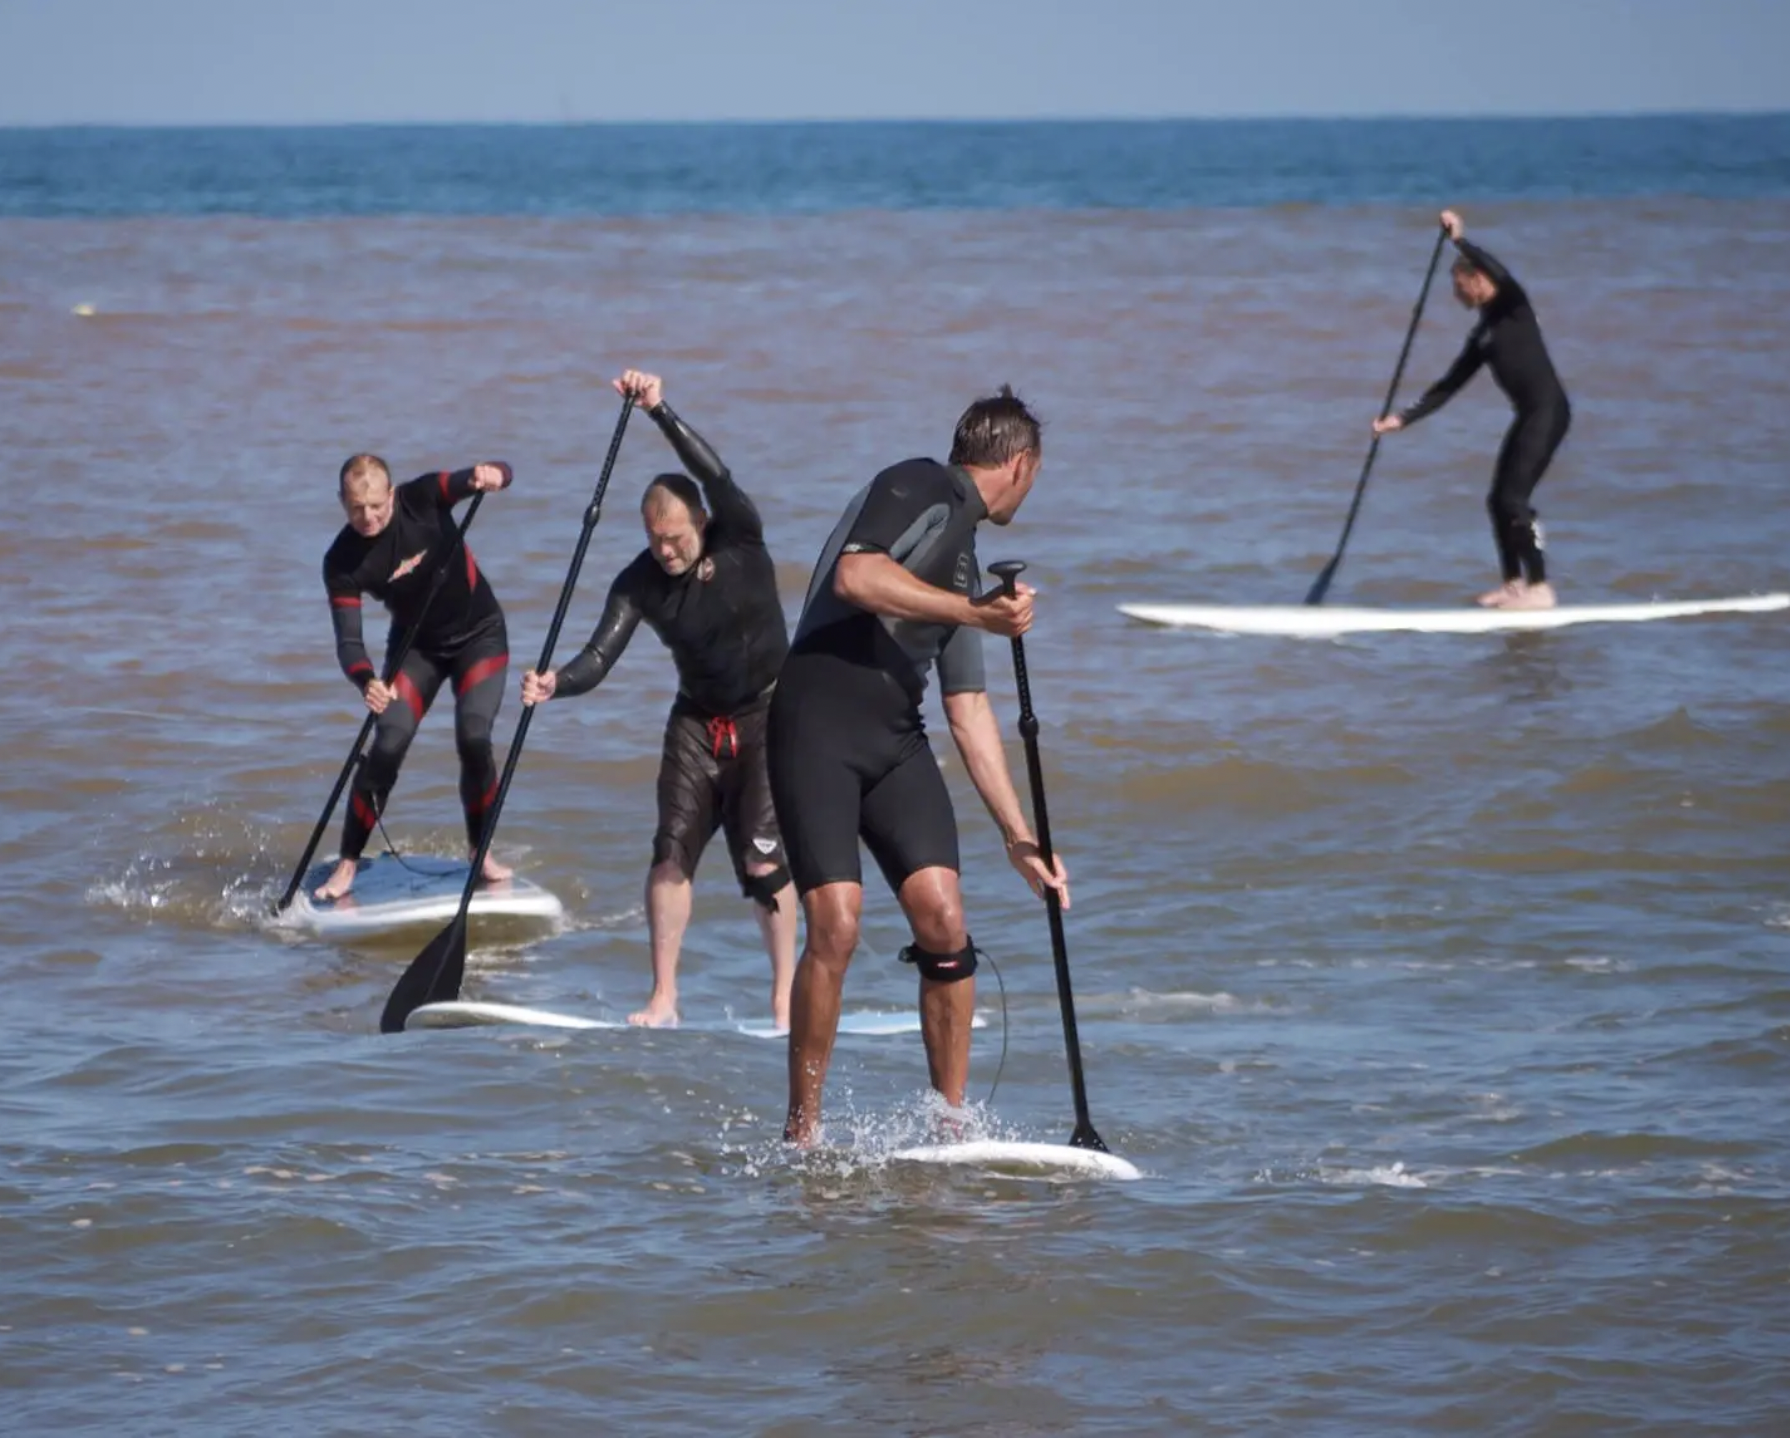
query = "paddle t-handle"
(985, 557, 1109, 1153)
(989, 558, 1026, 595)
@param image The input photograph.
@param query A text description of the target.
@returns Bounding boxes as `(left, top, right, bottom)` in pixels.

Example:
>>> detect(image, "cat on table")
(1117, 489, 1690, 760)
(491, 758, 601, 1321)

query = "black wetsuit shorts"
(767, 651, 961, 896)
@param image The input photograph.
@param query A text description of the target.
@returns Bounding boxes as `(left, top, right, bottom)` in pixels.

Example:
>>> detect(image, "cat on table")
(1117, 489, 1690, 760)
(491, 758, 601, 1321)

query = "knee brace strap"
(741, 865, 790, 911)
(899, 940, 979, 984)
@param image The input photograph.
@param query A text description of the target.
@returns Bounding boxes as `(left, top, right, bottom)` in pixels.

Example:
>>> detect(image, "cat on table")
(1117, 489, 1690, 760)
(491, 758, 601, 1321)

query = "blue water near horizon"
(3, 114, 1789, 218)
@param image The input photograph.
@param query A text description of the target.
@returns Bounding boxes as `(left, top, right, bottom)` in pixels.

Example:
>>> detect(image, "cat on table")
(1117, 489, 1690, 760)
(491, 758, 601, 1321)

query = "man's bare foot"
(476, 853, 513, 884)
(1501, 580, 1557, 610)
(782, 1121, 818, 1148)
(627, 994, 679, 1028)
(1477, 580, 1523, 608)
(312, 858, 358, 902)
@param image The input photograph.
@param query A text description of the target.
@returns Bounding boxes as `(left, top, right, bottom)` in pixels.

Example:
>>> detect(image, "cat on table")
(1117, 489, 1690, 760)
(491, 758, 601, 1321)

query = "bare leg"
(784, 882, 860, 1145)
(898, 866, 974, 1111)
(313, 857, 358, 901)
(632, 859, 690, 1027)
(747, 866, 797, 1031)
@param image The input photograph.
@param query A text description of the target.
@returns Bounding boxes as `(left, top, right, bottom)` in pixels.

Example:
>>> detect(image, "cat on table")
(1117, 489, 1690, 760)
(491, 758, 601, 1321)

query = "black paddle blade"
(1069, 1120, 1110, 1153)
(1303, 558, 1340, 607)
(380, 915, 468, 1034)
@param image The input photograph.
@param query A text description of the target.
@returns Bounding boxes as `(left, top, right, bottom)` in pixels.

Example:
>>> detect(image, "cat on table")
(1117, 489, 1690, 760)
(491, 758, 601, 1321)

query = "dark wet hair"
(1452, 254, 1490, 281)
(339, 452, 391, 492)
(642, 472, 705, 518)
(949, 385, 1043, 468)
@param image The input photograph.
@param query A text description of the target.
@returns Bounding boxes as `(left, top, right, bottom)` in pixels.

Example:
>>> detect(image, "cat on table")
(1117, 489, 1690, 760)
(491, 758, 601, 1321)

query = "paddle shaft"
(273, 491, 487, 913)
(986, 560, 1107, 1153)
(1304, 223, 1449, 606)
(459, 395, 636, 909)
(379, 396, 634, 1033)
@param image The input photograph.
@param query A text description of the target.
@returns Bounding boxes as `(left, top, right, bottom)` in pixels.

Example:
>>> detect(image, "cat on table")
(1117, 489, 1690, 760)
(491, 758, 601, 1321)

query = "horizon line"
(3, 109, 1788, 132)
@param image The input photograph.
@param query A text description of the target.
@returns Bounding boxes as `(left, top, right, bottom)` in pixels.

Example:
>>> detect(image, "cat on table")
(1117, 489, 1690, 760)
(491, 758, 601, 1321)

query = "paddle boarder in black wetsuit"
(769, 386, 1071, 1148)
(315, 455, 516, 902)
(520, 371, 795, 1030)
(1375, 209, 1572, 611)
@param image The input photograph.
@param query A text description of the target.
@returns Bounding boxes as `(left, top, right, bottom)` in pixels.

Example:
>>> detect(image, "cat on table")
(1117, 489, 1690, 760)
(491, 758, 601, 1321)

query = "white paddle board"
(289, 853, 563, 940)
(1117, 592, 1790, 638)
(891, 1139, 1142, 1181)
(404, 1001, 984, 1036)
(734, 1012, 988, 1039)
(407, 1000, 620, 1031)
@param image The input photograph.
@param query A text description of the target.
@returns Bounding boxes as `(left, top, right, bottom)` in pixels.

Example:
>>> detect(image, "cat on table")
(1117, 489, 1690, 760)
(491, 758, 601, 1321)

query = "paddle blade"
(1070, 1122, 1111, 1154)
(380, 915, 468, 1034)
(1303, 558, 1340, 607)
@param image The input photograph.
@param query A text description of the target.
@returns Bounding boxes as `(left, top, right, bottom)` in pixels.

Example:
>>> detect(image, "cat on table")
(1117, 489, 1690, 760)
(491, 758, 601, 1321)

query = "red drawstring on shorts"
(707, 716, 739, 761)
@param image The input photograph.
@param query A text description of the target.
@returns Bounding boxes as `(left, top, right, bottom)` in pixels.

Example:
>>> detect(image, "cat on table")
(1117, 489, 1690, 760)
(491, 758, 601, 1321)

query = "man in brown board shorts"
(522, 371, 794, 1029)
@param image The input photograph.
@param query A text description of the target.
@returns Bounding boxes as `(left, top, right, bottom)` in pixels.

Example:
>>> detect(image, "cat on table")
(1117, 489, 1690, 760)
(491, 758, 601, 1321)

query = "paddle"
(379, 396, 636, 1034)
(273, 491, 487, 914)
(1303, 222, 1450, 606)
(986, 559, 1110, 1153)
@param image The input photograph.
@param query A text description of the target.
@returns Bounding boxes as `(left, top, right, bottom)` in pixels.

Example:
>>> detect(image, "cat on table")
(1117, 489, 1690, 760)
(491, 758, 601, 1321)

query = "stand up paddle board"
(288, 853, 563, 940)
(408, 1000, 619, 1031)
(733, 1012, 987, 1039)
(890, 1139, 1142, 1181)
(1118, 592, 1790, 638)
(404, 1000, 985, 1036)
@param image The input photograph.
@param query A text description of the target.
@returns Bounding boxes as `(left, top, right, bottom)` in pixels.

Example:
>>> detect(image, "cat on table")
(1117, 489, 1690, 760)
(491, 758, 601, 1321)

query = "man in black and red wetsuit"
(767, 386, 1070, 1147)
(521, 370, 795, 1030)
(315, 454, 516, 901)
(1375, 208, 1573, 610)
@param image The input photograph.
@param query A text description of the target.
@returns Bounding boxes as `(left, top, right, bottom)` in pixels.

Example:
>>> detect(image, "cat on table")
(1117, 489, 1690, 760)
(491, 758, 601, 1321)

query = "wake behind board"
(405, 1001, 984, 1037)
(288, 853, 563, 941)
(1118, 592, 1790, 638)
(891, 1139, 1142, 1181)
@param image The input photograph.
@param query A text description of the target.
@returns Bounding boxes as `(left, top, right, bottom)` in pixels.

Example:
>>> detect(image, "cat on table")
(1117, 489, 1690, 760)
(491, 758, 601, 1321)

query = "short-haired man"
(522, 371, 795, 1030)
(316, 454, 516, 901)
(768, 386, 1071, 1146)
(1375, 208, 1573, 610)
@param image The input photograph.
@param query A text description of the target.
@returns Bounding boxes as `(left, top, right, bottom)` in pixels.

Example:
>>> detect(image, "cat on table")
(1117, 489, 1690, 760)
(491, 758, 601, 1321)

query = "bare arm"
(944, 689, 1071, 906)
(835, 552, 979, 625)
(835, 553, 1032, 636)
(944, 689, 1032, 846)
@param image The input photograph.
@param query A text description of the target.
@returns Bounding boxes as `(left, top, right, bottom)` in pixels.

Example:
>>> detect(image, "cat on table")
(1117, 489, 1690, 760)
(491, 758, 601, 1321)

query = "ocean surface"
(3, 118, 1789, 1434)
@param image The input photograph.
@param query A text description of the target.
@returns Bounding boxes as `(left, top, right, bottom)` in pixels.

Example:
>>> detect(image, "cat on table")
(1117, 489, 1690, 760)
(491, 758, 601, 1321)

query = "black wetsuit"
(323, 466, 511, 860)
(767, 458, 988, 897)
(1400, 237, 1572, 584)
(552, 403, 789, 898)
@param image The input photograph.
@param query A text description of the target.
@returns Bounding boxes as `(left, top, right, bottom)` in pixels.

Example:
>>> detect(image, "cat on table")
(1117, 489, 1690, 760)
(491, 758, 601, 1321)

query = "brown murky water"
(3, 201, 1789, 1433)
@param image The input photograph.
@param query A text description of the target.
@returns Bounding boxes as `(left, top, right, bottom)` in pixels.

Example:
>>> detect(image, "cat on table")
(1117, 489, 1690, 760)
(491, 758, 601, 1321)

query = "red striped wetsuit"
(322, 466, 511, 859)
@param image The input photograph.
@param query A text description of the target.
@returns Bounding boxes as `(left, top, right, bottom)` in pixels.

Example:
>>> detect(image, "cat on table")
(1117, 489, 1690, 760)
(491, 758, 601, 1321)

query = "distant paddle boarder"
(315, 455, 517, 902)
(520, 371, 796, 1030)
(769, 386, 1070, 1147)
(1374, 209, 1572, 611)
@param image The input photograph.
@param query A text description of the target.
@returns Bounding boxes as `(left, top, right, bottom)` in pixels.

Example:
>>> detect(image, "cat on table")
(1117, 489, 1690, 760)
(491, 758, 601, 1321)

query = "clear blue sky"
(2, 0, 1786, 125)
